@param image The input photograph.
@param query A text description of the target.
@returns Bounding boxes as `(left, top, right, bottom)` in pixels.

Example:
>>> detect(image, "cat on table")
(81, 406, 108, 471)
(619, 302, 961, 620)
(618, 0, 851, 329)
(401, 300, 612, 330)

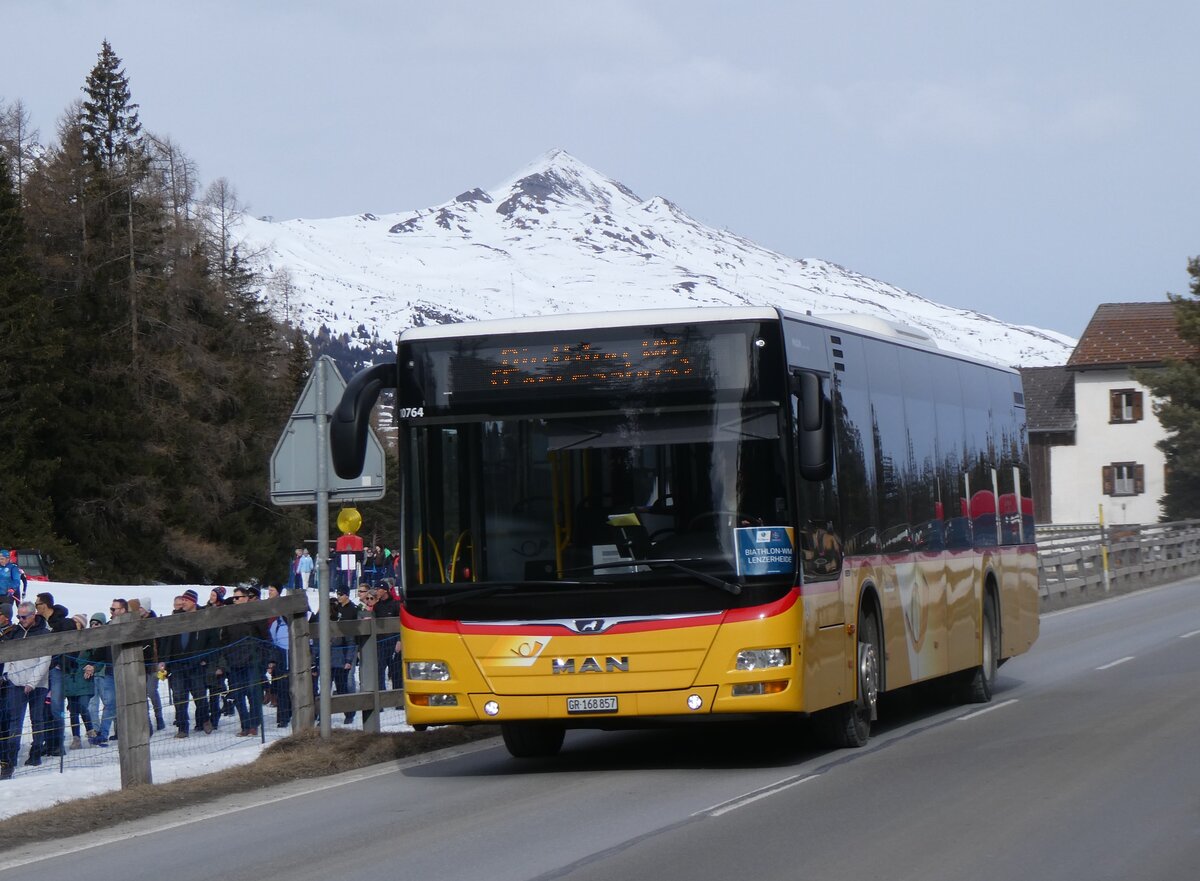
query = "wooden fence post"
(114, 641, 152, 787)
(289, 609, 315, 733)
(360, 619, 380, 734)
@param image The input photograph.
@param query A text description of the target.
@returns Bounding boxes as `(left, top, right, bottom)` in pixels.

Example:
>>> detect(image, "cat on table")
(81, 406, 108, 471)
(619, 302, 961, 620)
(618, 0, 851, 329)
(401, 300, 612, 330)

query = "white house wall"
(1049, 369, 1165, 525)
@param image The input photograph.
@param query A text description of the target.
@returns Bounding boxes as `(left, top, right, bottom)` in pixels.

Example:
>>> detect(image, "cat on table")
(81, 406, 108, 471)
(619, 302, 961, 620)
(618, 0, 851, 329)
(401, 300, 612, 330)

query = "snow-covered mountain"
(240, 149, 1074, 367)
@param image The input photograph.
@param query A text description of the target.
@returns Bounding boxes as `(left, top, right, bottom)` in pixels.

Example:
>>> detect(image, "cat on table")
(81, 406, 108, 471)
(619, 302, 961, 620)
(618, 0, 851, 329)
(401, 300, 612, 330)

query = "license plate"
(567, 696, 618, 714)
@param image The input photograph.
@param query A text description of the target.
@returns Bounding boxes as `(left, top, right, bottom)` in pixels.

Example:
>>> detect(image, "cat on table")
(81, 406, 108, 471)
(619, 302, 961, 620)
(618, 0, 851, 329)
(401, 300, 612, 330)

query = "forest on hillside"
(0, 41, 398, 584)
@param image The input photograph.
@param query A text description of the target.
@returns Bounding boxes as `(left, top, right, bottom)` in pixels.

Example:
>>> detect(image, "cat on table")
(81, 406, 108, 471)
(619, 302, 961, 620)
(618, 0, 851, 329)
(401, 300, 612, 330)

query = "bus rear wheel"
(821, 609, 880, 748)
(501, 722, 566, 758)
(959, 591, 999, 704)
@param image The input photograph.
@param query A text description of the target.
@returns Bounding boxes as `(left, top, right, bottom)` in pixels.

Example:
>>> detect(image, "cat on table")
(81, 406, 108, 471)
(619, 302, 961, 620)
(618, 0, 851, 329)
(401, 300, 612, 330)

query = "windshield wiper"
(564, 558, 742, 596)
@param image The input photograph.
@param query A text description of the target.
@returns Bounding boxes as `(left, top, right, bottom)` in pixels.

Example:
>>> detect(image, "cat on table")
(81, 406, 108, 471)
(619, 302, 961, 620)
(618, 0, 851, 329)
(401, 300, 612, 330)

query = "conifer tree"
(0, 151, 64, 551)
(1139, 258, 1200, 519)
(79, 40, 142, 172)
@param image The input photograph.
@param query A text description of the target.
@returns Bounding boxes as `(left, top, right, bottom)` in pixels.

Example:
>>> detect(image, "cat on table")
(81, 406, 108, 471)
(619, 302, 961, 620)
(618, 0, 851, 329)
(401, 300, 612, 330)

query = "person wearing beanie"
(131, 597, 164, 731)
(86, 610, 119, 746)
(63, 615, 96, 750)
(160, 590, 215, 737)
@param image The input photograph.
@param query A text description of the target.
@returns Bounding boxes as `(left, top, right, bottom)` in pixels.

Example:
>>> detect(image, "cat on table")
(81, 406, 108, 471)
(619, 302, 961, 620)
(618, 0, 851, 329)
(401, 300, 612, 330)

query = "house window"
(1102, 462, 1145, 496)
(1109, 389, 1143, 423)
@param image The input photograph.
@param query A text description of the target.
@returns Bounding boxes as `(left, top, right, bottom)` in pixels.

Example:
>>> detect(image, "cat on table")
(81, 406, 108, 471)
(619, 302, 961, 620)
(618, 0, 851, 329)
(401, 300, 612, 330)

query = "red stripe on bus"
(400, 590, 801, 634)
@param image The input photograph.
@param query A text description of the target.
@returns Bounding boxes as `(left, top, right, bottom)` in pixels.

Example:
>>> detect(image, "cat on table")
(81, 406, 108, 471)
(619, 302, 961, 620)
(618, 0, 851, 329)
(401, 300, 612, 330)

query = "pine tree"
(0, 150, 65, 553)
(79, 40, 142, 173)
(1139, 258, 1200, 519)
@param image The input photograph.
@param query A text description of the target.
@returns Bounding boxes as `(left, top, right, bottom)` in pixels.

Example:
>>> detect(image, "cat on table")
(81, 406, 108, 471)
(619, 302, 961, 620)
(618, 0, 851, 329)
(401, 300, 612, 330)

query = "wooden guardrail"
(305, 616, 403, 732)
(1037, 521, 1200, 605)
(0, 594, 313, 788)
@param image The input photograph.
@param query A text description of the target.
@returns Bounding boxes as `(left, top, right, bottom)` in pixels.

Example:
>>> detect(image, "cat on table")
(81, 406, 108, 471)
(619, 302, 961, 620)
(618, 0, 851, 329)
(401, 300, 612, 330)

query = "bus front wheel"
(821, 609, 880, 748)
(501, 722, 566, 758)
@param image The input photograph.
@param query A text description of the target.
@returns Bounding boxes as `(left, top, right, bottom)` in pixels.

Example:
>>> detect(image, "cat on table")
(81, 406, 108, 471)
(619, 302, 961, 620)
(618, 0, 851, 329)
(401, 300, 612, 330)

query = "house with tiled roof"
(1020, 302, 1196, 525)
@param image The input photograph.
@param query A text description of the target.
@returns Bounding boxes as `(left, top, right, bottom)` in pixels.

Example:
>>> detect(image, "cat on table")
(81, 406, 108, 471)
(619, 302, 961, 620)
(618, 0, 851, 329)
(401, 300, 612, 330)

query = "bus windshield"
(404, 404, 794, 605)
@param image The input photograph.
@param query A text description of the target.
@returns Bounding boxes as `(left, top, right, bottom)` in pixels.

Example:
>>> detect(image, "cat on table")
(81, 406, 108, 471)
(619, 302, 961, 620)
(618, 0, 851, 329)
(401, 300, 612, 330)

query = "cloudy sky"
(4, 1, 1197, 338)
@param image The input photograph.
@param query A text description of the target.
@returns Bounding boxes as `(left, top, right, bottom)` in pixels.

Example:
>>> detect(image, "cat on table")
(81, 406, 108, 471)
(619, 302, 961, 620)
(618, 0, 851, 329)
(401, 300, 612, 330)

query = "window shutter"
(1134, 464, 1145, 494)
(1109, 391, 1120, 423)
(1102, 465, 1114, 495)
(1132, 391, 1144, 421)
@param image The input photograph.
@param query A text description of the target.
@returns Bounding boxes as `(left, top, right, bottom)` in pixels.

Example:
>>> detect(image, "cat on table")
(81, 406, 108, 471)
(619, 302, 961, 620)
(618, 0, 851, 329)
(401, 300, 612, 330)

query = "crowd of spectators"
(0, 580, 403, 778)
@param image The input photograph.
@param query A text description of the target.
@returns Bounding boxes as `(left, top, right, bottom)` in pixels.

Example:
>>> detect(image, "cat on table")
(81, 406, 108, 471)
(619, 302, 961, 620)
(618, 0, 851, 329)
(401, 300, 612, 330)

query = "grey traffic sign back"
(270, 357, 386, 505)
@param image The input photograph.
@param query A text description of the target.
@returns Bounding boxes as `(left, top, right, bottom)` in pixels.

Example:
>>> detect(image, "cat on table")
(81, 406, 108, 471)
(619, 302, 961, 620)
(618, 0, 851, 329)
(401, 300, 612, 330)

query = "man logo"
(575, 619, 604, 633)
(552, 656, 630, 674)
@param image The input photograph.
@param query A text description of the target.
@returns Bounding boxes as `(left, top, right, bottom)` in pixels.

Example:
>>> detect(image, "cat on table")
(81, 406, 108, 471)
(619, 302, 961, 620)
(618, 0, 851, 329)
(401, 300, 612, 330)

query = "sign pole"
(271, 354, 384, 740)
(316, 366, 332, 739)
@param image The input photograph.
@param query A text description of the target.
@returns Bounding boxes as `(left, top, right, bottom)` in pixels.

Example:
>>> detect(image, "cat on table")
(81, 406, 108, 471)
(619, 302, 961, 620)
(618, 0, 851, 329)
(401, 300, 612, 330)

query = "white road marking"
(957, 698, 1018, 721)
(1180, 629, 1200, 639)
(1096, 656, 1135, 670)
(696, 774, 821, 818)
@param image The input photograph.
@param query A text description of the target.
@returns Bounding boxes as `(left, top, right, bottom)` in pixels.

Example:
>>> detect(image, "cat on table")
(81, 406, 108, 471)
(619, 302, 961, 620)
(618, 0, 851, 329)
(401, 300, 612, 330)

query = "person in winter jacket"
(266, 585, 291, 729)
(219, 587, 264, 737)
(1, 602, 51, 772)
(0, 551, 21, 602)
(35, 593, 71, 758)
(331, 588, 359, 722)
(63, 615, 96, 750)
(83, 612, 115, 746)
(158, 590, 218, 737)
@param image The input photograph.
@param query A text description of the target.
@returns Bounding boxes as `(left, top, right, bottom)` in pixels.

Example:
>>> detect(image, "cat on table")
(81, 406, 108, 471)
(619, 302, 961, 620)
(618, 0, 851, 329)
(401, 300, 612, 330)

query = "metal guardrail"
(1036, 520, 1200, 603)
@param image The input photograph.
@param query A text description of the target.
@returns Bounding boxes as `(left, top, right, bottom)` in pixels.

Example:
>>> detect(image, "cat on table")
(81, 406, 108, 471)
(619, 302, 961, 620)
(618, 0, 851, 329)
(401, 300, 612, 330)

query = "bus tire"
(501, 722, 566, 758)
(959, 590, 999, 704)
(821, 608, 880, 748)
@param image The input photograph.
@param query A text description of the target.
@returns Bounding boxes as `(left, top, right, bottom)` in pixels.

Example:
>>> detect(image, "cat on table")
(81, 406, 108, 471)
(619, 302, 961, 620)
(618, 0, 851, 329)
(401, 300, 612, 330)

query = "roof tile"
(1067, 302, 1197, 368)
(1019, 366, 1076, 432)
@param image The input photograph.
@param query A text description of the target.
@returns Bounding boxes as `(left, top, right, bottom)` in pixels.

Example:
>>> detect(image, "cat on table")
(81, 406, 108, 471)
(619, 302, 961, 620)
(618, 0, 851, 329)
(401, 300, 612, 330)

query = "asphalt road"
(5, 578, 1199, 881)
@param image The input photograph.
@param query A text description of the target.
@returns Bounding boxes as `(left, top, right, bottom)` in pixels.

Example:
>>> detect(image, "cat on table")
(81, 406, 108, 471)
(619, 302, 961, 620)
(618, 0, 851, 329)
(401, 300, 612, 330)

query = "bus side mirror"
(792, 371, 832, 481)
(798, 372, 824, 432)
(331, 361, 397, 479)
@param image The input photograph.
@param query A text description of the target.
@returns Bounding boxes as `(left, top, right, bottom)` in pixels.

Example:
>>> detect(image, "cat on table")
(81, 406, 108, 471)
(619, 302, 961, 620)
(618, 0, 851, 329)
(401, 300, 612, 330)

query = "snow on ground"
(2, 581, 412, 819)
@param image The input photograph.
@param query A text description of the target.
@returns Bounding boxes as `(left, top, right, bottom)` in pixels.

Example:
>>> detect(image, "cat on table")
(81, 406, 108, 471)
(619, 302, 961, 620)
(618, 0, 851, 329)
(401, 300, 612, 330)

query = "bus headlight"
(736, 648, 791, 671)
(406, 660, 451, 681)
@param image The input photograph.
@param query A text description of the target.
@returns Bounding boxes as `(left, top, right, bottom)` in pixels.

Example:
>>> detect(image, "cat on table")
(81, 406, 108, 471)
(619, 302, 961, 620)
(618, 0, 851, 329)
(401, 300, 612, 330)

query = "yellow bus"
(331, 306, 1038, 757)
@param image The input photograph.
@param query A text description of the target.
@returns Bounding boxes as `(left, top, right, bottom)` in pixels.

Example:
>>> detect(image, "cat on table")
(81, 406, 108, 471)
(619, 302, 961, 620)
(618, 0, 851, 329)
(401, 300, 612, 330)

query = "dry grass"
(0, 725, 499, 837)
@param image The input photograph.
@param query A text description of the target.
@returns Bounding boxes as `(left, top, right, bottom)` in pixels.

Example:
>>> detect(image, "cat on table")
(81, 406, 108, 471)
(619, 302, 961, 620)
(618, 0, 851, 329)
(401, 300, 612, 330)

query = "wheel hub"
(858, 640, 879, 721)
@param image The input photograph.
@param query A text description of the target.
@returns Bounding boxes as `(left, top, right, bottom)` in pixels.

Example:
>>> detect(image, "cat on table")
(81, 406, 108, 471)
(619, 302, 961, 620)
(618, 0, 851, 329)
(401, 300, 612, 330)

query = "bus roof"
(398, 306, 780, 341)
(397, 305, 1016, 374)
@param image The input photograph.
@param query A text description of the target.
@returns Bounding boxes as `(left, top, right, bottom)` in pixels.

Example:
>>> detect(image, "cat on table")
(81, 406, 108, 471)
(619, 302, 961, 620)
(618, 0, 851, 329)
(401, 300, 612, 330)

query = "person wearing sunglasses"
(0, 601, 51, 777)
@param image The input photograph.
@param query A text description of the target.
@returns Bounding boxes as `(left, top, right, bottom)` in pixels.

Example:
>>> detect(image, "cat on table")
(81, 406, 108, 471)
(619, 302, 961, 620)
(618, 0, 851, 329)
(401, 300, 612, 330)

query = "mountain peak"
(241, 151, 1076, 368)
(493, 149, 640, 215)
